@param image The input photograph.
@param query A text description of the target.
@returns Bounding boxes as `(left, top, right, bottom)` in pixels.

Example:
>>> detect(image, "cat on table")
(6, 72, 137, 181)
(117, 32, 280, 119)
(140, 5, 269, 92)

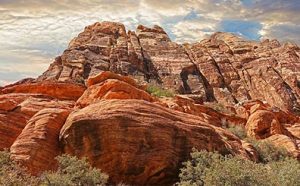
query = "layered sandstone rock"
(37, 21, 300, 114)
(76, 71, 154, 108)
(60, 99, 253, 185)
(245, 110, 284, 139)
(0, 93, 74, 150)
(1, 81, 86, 101)
(266, 134, 300, 159)
(10, 108, 71, 175)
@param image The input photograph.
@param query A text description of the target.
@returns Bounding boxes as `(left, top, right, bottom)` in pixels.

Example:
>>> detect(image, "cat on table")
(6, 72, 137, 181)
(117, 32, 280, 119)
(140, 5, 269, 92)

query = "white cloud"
(0, 0, 299, 85)
(173, 19, 218, 43)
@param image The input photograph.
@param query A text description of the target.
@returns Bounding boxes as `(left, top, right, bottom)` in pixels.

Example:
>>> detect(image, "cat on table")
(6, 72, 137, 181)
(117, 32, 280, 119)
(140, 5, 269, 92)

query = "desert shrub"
(177, 150, 221, 186)
(146, 84, 174, 97)
(221, 119, 247, 140)
(227, 125, 247, 139)
(0, 150, 40, 186)
(246, 138, 289, 163)
(177, 149, 300, 186)
(42, 154, 108, 186)
(1, 151, 108, 186)
(205, 103, 234, 115)
(268, 158, 300, 186)
(177, 149, 270, 186)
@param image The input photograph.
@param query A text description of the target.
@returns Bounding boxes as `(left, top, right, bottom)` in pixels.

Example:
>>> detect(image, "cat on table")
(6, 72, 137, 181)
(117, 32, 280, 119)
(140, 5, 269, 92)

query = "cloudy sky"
(0, 0, 299, 85)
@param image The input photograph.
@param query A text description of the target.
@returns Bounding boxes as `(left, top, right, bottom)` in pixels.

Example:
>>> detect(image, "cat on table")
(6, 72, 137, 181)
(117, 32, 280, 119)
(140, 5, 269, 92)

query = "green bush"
(220, 118, 247, 139)
(223, 122, 247, 140)
(42, 154, 108, 186)
(146, 84, 174, 97)
(246, 138, 289, 163)
(0, 151, 108, 186)
(205, 103, 234, 115)
(268, 158, 300, 186)
(0, 150, 40, 186)
(177, 149, 300, 186)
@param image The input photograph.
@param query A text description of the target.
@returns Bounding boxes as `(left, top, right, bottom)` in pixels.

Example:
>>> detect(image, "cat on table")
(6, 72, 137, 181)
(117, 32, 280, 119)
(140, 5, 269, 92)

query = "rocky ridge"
(0, 21, 300, 185)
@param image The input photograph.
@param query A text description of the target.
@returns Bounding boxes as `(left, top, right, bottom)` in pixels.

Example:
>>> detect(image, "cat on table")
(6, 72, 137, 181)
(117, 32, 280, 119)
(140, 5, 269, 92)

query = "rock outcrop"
(10, 108, 71, 175)
(38, 22, 300, 114)
(60, 99, 251, 185)
(0, 93, 74, 150)
(0, 21, 300, 185)
(76, 71, 155, 108)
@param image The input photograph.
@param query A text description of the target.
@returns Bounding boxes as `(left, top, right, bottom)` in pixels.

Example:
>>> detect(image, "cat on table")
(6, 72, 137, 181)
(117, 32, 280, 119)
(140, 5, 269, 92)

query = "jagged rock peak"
(36, 21, 300, 114)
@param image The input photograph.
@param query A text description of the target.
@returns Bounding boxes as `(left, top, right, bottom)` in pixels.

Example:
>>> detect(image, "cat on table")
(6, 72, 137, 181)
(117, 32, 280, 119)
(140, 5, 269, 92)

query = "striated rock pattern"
(38, 21, 300, 113)
(0, 21, 300, 185)
(1, 81, 86, 101)
(60, 99, 252, 185)
(0, 93, 74, 150)
(245, 110, 284, 139)
(76, 71, 155, 108)
(10, 108, 71, 175)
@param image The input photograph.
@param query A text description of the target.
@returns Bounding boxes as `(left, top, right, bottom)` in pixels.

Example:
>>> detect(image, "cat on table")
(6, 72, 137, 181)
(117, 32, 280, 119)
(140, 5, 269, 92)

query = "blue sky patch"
(219, 20, 262, 40)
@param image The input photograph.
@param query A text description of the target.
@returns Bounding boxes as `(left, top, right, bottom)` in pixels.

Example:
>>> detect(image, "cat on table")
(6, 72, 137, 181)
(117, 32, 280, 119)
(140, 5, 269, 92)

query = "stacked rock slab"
(38, 21, 300, 113)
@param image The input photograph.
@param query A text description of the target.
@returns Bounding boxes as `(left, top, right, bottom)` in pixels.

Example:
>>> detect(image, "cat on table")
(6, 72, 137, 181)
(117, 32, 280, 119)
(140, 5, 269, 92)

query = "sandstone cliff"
(1, 21, 300, 185)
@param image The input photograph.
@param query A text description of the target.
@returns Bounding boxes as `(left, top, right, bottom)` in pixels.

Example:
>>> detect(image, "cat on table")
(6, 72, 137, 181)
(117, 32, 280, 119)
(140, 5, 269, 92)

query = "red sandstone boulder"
(0, 93, 74, 150)
(1, 81, 85, 101)
(77, 79, 155, 108)
(266, 134, 300, 159)
(60, 99, 253, 185)
(77, 71, 154, 108)
(245, 110, 284, 139)
(10, 108, 71, 175)
(87, 71, 137, 88)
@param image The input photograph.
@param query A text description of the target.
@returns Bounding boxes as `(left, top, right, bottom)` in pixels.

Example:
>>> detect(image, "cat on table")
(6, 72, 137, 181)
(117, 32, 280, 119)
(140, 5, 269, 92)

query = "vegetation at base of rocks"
(246, 138, 290, 163)
(0, 150, 39, 186)
(42, 154, 108, 186)
(227, 125, 247, 139)
(205, 102, 235, 116)
(146, 84, 174, 97)
(221, 119, 247, 140)
(0, 151, 108, 186)
(177, 149, 300, 186)
(220, 120, 289, 163)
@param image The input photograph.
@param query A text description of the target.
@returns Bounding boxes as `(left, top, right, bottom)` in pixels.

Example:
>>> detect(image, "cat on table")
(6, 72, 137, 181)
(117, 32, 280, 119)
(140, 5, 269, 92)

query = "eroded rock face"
(0, 81, 86, 101)
(60, 99, 252, 185)
(266, 134, 300, 159)
(0, 93, 74, 150)
(246, 110, 284, 139)
(10, 108, 71, 175)
(37, 22, 300, 114)
(76, 71, 155, 108)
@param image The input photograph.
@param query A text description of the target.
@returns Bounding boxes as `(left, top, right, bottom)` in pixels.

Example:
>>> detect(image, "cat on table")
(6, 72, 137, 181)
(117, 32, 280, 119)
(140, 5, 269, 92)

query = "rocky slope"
(1, 21, 300, 185)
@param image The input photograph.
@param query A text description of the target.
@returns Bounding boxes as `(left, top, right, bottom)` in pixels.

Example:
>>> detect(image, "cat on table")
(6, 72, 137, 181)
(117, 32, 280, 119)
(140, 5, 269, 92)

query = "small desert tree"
(42, 154, 108, 186)
(0, 150, 40, 185)
(177, 149, 300, 186)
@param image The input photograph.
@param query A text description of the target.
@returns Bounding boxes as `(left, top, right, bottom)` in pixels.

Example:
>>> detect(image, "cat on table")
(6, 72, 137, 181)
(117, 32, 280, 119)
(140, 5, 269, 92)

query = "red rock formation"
(159, 95, 246, 127)
(0, 21, 300, 185)
(245, 110, 284, 139)
(0, 93, 74, 150)
(10, 108, 71, 175)
(37, 21, 300, 114)
(77, 75, 155, 108)
(87, 71, 138, 88)
(60, 99, 253, 185)
(1, 81, 86, 101)
(266, 134, 300, 159)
